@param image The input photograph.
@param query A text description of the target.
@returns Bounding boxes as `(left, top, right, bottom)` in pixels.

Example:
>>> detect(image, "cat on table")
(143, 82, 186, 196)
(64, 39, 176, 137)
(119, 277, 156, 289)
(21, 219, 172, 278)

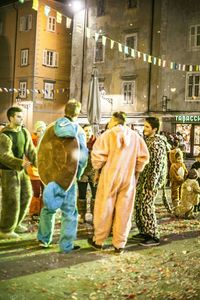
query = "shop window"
(127, 0, 138, 9)
(124, 33, 137, 59)
(194, 125, 200, 156)
(20, 49, 29, 66)
(44, 82, 54, 100)
(43, 50, 58, 67)
(97, 0, 105, 17)
(122, 81, 135, 104)
(20, 15, 32, 32)
(47, 16, 56, 32)
(19, 81, 27, 98)
(189, 24, 200, 49)
(186, 73, 200, 100)
(176, 124, 191, 153)
(94, 36, 104, 63)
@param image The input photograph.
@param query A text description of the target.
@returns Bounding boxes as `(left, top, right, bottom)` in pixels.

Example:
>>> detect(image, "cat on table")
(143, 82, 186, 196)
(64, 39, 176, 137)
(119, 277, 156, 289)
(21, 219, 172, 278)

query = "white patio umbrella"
(87, 67, 101, 136)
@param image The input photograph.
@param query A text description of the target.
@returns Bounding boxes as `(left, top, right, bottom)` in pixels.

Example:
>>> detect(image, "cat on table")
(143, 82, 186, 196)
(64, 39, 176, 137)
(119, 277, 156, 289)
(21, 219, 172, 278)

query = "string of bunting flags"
(0, 0, 196, 94)
(17, 0, 199, 72)
(85, 28, 200, 72)
(0, 88, 69, 94)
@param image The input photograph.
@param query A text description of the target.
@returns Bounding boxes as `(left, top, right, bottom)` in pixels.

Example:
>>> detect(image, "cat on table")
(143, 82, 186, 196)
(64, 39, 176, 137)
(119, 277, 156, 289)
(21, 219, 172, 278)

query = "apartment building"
(0, 0, 72, 129)
(70, 0, 200, 156)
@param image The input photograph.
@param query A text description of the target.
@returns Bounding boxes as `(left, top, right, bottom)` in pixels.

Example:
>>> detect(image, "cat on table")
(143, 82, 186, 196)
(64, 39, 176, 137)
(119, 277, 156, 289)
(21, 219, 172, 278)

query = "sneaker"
(131, 233, 147, 240)
(139, 238, 160, 247)
(60, 245, 81, 254)
(114, 247, 124, 254)
(0, 231, 20, 239)
(87, 237, 103, 250)
(15, 224, 28, 233)
(38, 241, 52, 248)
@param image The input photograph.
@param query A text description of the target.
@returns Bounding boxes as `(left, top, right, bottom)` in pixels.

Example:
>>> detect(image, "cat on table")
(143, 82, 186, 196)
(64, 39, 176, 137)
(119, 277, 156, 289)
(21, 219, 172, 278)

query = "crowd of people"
(0, 101, 199, 254)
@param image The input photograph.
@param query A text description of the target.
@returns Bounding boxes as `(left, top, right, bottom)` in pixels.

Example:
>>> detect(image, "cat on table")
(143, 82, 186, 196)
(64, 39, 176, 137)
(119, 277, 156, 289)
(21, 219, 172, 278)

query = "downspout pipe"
(80, 0, 88, 103)
(147, 0, 155, 113)
(12, 2, 18, 105)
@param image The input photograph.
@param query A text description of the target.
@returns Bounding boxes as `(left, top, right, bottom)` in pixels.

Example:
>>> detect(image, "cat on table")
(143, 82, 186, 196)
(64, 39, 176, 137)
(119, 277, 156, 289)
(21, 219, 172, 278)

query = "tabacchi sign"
(175, 115, 200, 123)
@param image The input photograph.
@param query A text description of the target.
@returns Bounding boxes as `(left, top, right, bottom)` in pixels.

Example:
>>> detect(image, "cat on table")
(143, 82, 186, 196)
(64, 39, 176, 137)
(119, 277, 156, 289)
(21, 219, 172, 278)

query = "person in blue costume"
(37, 99, 88, 253)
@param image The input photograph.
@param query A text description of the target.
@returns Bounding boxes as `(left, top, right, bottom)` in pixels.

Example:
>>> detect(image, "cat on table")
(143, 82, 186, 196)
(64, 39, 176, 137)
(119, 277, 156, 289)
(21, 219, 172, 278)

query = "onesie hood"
(112, 125, 131, 149)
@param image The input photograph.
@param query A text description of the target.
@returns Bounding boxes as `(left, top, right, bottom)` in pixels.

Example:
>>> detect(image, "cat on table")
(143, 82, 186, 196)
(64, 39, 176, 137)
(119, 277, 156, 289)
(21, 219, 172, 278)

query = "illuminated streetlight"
(68, 1, 84, 12)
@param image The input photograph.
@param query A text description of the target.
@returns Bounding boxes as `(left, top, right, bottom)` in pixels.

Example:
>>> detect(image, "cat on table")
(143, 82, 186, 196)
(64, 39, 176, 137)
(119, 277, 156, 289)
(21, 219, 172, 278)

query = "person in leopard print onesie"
(133, 117, 169, 246)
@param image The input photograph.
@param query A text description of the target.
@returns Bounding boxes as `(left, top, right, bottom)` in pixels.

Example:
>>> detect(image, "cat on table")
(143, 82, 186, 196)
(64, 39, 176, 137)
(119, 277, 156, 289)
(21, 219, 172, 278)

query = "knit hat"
(34, 121, 46, 132)
(188, 169, 198, 180)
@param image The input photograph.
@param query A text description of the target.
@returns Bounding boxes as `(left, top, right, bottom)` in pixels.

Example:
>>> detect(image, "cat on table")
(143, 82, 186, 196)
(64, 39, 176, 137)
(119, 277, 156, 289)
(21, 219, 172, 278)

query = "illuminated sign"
(175, 115, 200, 123)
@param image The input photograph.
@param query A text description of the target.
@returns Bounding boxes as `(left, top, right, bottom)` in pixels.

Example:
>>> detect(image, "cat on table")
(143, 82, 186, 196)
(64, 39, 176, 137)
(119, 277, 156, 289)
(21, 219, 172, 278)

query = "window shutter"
(43, 50, 47, 65)
(20, 17, 24, 31)
(54, 52, 58, 67)
(28, 14, 32, 30)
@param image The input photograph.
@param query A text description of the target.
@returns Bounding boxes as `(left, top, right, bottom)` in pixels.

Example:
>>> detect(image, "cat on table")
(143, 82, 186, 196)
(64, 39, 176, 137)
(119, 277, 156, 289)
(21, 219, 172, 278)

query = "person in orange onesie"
(87, 111, 149, 253)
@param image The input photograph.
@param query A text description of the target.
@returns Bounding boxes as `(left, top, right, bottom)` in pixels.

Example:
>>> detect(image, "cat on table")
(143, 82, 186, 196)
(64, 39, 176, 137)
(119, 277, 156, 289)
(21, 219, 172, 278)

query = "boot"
(77, 199, 87, 223)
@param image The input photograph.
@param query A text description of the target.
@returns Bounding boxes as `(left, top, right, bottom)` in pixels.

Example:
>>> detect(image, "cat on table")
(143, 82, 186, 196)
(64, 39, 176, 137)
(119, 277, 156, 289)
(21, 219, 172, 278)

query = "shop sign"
(175, 115, 200, 123)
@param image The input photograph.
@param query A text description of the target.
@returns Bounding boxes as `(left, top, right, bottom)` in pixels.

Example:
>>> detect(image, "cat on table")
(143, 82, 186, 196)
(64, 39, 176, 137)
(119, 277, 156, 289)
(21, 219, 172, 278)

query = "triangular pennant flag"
(162, 60, 166, 67)
(110, 39, 114, 49)
(95, 32, 99, 41)
(56, 12, 62, 24)
(178, 64, 182, 71)
(170, 62, 174, 69)
(44, 6, 50, 17)
(14, 88, 18, 93)
(118, 43, 122, 52)
(18, 0, 24, 3)
(153, 57, 157, 65)
(102, 36, 106, 46)
(137, 51, 141, 58)
(3, 88, 8, 92)
(86, 27, 90, 38)
(9, 88, 13, 92)
(182, 64, 186, 71)
(32, 0, 38, 11)
(38, 90, 41, 94)
(66, 17, 72, 29)
(27, 89, 30, 94)
(0, 88, 3, 92)
(189, 65, 193, 72)
(124, 46, 129, 55)
(148, 55, 152, 63)
(143, 53, 147, 62)
(131, 49, 135, 58)
(56, 89, 59, 93)
(195, 65, 199, 71)
(158, 58, 161, 66)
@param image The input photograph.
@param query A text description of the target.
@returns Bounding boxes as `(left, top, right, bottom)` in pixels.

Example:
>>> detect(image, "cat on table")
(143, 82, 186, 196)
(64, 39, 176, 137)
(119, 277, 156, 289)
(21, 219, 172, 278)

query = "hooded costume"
(37, 117, 88, 253)
(174, 169, 200, 217)
(91, 125, 149, 249)
(169, 154, 188, 208)
(135, 134, 169, 240)
(0, 126, 36, 233)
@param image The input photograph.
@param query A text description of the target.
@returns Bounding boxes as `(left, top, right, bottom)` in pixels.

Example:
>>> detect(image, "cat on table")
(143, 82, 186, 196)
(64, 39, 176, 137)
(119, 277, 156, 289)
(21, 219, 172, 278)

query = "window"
(19, 81, 27, 98)
(94, 36, 104, 63)
(19, 15, 32, 32)
(127, 0, 138, 9)
(124, 33, 137, 59)
(47, 16, 56, 32)
(44, 82, 54, 100)
(122, 81, 135, 104)
(190, 25, 200, 49)
(43, 50, 58, 67)
(186, 73, 200, 100)
(97, 0, 105, 17)
(0, 21, 3, 35)
(20, 49, 29, 66)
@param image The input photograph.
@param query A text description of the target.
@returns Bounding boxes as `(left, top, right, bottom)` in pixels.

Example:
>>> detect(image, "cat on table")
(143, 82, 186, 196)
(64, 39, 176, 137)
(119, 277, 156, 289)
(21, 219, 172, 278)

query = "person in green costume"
(0, 106, 37, 239)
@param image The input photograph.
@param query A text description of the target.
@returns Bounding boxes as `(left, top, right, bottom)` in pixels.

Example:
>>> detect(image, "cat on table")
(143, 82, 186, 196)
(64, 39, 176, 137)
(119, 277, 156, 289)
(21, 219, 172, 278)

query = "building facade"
(70, 0, 200, 156)
(0, 0, 72, 130)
